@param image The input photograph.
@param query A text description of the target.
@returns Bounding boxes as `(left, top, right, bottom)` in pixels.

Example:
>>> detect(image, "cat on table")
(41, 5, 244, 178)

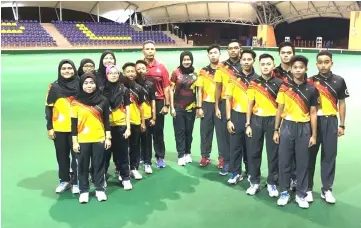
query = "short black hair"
(135, 60, 148, 66)
(207, 44, 221, 53)
(241, 50, 256, 59)
(317, 50, 332, 60)
(278, 41, 295, 54)
(290, 55, 309, 67)
(228, 39, 240, 47)
(259, 53, 274, 61)
(142, 40, 155, 48)
(122, 62, 136, 70)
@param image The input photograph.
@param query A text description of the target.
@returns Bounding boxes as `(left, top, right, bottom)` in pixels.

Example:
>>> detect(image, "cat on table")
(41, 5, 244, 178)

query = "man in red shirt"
(142, 40, 170, 168)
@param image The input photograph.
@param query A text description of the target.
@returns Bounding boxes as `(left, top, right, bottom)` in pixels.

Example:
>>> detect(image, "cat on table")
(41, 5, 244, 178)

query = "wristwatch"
(165, 104, 170, 108)
(245, 123, 250, 128)
(339, 125, 345, 129)
(274, 128, 279, 132)
(226, 118, 231, 122)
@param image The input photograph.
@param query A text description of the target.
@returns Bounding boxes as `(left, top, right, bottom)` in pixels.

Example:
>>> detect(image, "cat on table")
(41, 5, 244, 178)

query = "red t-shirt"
(145, 59, 170, 100)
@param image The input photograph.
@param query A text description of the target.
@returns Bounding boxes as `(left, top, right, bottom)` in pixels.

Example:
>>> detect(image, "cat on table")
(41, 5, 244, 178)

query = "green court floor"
(2, 50, 361, 228)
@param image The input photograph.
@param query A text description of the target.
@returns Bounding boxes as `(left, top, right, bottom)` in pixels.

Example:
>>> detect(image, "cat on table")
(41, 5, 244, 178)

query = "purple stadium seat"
(52, 21, 175, 46)
(1, 20, 56, 47)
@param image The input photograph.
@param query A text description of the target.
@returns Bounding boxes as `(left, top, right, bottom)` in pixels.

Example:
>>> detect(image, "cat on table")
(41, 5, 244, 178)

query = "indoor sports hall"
(1, 1, 361, 228)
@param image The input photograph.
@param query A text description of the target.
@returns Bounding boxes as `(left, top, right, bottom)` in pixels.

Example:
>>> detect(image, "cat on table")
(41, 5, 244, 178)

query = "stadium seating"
(52, 21, 175, 46)
(1, 20, 56, 47)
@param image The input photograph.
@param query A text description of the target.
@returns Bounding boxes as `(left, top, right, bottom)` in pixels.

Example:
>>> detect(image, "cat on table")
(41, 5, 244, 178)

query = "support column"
(97, 3, 100, 22)
(60, 1, 62, 21)
(348, 11, 361, 50)
(257, 24, 276, 47)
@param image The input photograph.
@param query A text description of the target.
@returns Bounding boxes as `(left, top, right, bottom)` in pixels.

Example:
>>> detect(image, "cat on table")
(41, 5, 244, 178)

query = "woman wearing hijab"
(96, 50, 116, 91)
(71, 72, 111, 203)
(103, 65, 132, 190)
(78, 58, 95, 77)
(135, 60, 156, 174)
(122, 62, 146, 180)
(170, 51, 199, 166)
(45, 59, 79, 194)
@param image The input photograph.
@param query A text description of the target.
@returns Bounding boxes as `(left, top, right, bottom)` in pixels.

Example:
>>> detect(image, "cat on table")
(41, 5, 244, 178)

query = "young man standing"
(273, 41, 298, 190)
(274, 55, 319, 209)
(225, 49, 258, 184)
(245, 54, 282, 197)
(197, 44, 223, 168)
(307, 50, 349, 204)
(142, 40, 170, 168)
(273, 42, 295, 82)
(214, 40, 242, 175)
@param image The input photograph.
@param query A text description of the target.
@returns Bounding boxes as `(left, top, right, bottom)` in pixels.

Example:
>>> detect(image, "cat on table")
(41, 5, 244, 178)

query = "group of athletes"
(46, 40, 349, 208)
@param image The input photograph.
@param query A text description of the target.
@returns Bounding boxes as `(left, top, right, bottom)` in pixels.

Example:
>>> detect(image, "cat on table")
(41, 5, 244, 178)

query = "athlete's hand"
(246, 126, 252, 137)
(197, 108, 204, 118)
(141, 123, 146, 132)
(227, 121, 235, 134)
(171, 108, 176, 118)
(273, 131, 280, 144)
(309, 136, 316, 147)
(73, 142, 80, 153)
(338, 127, 345, 137)
(150, 119, 156, 126)
(161, 106, 169, 115)
(123, 128, 131, 139)
(215, 108, 221, 119)
(105, 139, 112, 150)
(47, 129, 56, 140)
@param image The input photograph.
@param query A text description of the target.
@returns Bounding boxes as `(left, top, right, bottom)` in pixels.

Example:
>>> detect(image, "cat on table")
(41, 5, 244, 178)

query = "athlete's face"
(317, 55, 333, 75)
(124, 66, 136, 81)
(107, 67, 120, 83)
(143, 43, 156, 60)
(82, 77, 96, 93)
(103, 54, 115, 67)
(291, 61, 307, 80)
(279, 46, 294, 64)
(259, 58, 275, 76)
(227, 42, 241, 59)
(241, 53, 254, 71)
(82, 62, 95, 73)
(182, 55, 192, 68)
(207, 48, 220, 64)
(136, 63, 147, 76)
(60, 63, 74, 79)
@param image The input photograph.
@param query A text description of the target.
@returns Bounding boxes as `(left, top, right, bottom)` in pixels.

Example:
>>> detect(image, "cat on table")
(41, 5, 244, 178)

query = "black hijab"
(77, 72, 105, 106)
(78, 58, 95, 76)
(179, 51, 194, 75)
(47, 59, 79, 104)
(97, 50, 116, 78)
(103, 67, 126, 110)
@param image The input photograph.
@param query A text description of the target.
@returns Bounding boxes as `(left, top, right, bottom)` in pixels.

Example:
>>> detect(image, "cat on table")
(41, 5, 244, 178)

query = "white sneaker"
(306, 191, 313, 203)
(95, 191, 107, 202)
(118, 175, 122, 182)
(122, 180, 133, 190)
(321, 190, 336, 204)
(178, 157, 186, 166)
(227, 173, 243, 184)
(267, 184, 279, 198)
(144, 164, 153, 174)
(55, 182, 71, 193)
(246, 184, 260, 195)
(277, 191, 290, 206)
(131, 170, 143, 180)
(72, 185, 80, 194)
(79, 192, 89, 203)
(296, 195, 309, 209)
(184, 154, 192, 163)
